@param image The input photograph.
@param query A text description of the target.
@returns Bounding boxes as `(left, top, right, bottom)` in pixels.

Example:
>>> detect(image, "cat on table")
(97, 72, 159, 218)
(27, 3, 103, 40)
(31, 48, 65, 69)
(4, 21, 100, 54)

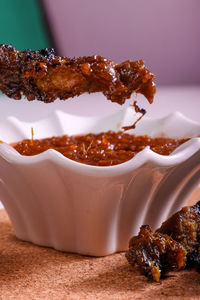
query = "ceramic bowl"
(0, 107, 199, 256)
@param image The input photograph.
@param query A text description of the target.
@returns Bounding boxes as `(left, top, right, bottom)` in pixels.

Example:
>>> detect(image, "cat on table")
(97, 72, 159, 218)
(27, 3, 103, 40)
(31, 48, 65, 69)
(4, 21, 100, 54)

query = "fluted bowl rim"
(0, 107, 199, 176)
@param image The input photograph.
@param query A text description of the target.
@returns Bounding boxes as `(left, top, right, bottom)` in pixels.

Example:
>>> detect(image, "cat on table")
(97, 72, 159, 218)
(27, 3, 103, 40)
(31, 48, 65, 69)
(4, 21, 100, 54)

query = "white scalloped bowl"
(0, 107, 199, 256)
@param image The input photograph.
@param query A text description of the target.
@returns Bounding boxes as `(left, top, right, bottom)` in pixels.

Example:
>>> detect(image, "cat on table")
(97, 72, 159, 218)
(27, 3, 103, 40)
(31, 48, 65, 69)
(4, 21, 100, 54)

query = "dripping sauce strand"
(122, 101, 146, 131)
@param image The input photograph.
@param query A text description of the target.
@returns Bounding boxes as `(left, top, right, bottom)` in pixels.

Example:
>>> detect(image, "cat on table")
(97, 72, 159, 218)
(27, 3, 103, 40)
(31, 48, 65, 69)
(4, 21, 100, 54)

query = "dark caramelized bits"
(126, 201, 200, 281)
(125, 225, 186, 282)
(0, 44, 156, 104)
(187, 249, 200, 272)
(12, 131, 189, 166)
(0, 44, 21, 100)
(157, 201, 200, 268)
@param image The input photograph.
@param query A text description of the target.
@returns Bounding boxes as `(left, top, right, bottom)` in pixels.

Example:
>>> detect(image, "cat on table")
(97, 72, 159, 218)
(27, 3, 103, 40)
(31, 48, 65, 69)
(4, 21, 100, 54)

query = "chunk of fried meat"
(125, 225, 186, 282)
(126, 201, 200, 281)
(0, 44, 156, 104)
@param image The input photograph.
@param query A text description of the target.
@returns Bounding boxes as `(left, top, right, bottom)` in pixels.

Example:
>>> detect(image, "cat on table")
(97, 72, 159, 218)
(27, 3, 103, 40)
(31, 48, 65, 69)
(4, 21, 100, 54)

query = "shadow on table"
(69, 264, 200, 298)
(0, 214, 200, 298)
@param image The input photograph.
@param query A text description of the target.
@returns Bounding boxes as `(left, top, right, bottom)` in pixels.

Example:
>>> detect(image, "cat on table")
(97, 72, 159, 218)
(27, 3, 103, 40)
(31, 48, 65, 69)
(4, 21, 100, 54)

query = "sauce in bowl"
(13, 131, 189, 166)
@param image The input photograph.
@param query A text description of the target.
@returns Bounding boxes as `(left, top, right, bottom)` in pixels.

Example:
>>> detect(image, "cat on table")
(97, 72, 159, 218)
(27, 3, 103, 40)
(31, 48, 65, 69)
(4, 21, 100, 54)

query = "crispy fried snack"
(125, 225, 186, 282)
(126, 201, 200, 281)
(157, 201, 200, 270)
(0, 44, 156, 104)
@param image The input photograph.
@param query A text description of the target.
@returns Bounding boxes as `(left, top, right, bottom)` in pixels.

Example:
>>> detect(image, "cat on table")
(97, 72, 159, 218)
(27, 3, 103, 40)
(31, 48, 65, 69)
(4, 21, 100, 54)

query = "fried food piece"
(126, 202, 200, 281)
(0, 44, 156, 104)
(187, 249, 200, 272)
(157, 201, 200, 269)
(125, 225, 186, 282)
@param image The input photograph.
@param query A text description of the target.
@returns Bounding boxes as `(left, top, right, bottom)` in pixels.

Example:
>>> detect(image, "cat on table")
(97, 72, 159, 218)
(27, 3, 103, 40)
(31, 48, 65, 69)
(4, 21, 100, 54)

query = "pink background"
(43, 0, 200, 85)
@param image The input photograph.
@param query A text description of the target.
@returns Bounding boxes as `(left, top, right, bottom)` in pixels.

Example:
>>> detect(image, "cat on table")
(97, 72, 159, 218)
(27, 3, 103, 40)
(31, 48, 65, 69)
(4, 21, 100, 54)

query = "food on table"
(125, 225, 186, 282)
(0, 44, 155, 104)
(157, 201, 200, 271)
(126, 201, 200, 281)
(12, 131, 189, 166)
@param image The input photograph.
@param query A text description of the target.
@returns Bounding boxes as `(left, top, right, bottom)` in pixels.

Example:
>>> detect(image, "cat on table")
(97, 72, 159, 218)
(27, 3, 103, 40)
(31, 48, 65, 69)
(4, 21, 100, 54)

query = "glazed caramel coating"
(125, 225, 186, 282)
(157, 201, 200, 268)
(126, 202, 200, 281)
(0, 44, 156, 104)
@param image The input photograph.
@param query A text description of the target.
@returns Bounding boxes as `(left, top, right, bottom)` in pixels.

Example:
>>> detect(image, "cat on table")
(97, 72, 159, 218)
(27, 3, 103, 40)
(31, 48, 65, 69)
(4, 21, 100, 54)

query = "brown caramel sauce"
(123, 101, 146, 130)
(12, 131, 189, 166)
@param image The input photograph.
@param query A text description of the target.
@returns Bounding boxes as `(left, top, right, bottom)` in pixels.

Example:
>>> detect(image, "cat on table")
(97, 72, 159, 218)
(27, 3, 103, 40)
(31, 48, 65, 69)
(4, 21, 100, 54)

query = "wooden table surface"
(0, 209, 200, 300)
